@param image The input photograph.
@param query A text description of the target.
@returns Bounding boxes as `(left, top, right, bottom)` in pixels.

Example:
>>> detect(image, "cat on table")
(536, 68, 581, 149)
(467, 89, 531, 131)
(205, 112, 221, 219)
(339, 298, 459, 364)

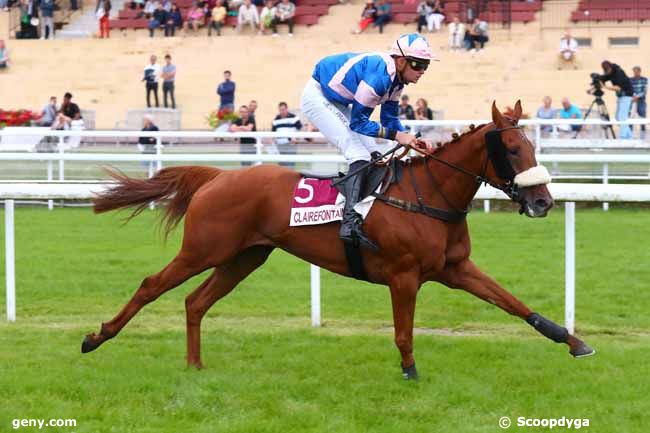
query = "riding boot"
(339, 160, 378, 251)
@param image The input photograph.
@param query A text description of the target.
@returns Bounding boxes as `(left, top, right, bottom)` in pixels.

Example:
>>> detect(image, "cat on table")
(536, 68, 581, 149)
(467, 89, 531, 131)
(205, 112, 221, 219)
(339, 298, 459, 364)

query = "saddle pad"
(290, 178, 377, 227)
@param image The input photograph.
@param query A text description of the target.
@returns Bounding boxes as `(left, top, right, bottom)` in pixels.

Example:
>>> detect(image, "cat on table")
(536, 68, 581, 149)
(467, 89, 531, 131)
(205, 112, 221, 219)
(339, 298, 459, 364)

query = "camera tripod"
(574, 95, 616, 139)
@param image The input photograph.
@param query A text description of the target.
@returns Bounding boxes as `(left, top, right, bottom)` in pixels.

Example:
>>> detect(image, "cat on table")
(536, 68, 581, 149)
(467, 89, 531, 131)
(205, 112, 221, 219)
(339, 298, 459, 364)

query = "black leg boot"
(339, 160, 378, 251)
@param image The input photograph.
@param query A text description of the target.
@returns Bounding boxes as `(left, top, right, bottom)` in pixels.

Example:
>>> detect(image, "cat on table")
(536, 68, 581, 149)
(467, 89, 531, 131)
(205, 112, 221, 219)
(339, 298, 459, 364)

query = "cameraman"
(598, 60, 633, 139)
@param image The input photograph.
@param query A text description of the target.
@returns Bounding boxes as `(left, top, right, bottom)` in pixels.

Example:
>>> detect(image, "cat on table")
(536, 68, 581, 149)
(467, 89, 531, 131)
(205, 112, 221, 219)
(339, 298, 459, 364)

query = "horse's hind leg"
(185, 246, 274, 369)
(81, 251, 210, 354)
(438, 259, 595, 358)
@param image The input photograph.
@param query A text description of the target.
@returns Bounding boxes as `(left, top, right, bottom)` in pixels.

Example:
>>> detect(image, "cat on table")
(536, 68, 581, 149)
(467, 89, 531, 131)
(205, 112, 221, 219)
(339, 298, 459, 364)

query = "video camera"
(587, 72, 604, 97)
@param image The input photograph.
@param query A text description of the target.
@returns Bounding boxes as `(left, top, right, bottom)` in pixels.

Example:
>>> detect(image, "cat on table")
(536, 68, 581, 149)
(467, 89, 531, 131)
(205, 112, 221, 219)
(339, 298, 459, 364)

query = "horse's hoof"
(570, 342, 596, 358)
(402, 363, 419, 381)
(81, 334, 101, 354)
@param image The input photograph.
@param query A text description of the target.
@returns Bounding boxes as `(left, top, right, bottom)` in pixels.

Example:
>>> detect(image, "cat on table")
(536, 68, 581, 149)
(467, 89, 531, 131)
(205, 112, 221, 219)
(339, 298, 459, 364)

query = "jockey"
(300, 32, 437, 250)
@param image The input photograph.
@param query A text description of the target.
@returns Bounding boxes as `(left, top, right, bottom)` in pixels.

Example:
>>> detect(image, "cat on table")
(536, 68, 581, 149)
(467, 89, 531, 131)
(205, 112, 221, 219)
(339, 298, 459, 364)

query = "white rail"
(3, 182, 650, 334)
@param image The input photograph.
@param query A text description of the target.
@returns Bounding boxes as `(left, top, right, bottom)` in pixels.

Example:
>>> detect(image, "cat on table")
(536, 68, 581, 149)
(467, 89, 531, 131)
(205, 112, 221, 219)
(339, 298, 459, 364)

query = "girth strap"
(371, 192, 467, 223)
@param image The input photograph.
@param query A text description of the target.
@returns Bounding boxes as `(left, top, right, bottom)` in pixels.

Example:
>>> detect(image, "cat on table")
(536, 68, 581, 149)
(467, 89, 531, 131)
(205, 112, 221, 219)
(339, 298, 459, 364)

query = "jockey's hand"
(395, 131, 418, 146)
(414, 139, 443, 153)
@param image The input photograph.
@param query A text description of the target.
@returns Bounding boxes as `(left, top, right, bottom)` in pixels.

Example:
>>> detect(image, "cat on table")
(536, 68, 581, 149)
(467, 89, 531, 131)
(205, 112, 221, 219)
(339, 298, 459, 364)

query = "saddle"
(299, 155, 404, 282)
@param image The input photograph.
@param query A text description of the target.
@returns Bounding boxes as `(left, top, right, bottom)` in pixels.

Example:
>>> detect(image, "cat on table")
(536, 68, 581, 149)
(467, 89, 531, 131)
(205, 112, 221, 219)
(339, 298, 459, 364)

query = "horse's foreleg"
(82, 252, 209, 354)
(185, 246, 274, 369)
(389, 272, 421, 380)
(438, 259, 595, 358)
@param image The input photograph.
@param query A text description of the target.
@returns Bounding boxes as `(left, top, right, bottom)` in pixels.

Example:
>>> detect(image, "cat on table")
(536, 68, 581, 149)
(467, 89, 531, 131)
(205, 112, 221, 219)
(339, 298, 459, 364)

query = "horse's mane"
(407, 122, 489, 165)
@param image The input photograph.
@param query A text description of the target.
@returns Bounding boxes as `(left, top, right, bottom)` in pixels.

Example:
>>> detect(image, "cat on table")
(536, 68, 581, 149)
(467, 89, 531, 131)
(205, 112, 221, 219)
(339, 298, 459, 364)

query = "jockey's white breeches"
(300, 78, 385, 164)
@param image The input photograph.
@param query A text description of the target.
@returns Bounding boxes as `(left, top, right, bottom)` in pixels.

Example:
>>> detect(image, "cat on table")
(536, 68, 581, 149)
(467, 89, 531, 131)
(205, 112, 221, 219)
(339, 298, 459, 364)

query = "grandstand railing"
(3, 181, 650, 333)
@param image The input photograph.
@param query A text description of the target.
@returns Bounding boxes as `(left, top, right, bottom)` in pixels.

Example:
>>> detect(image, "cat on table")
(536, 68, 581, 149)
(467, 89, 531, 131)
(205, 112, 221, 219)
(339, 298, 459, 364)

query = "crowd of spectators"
(536, 64, 647, 139)
(137, 0, 296, 37)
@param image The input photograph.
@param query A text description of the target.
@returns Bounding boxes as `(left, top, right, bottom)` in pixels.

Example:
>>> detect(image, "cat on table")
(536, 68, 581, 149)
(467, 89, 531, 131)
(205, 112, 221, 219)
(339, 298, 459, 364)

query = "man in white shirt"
(448, 16, 464, 51)
(237, 0, 259, 33)
(558, 30, 578, 70)
(142, 54, 161, 108)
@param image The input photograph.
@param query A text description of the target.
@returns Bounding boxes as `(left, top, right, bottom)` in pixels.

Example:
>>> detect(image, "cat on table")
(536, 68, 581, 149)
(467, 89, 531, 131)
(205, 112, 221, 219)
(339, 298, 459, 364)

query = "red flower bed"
(0, 109, 42, 127)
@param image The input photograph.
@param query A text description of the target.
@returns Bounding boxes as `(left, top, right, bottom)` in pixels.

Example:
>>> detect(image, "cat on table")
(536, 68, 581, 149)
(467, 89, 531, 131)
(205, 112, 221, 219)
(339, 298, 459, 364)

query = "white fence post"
(47, 161, 53, 211)
(602, 163, 609, 211)
(310, 264, 321, 327)
(57, 138, 65, 181)
(5, 199, 16, 322)
(483, 200, 490, 213)
(565, 202, 576, 334)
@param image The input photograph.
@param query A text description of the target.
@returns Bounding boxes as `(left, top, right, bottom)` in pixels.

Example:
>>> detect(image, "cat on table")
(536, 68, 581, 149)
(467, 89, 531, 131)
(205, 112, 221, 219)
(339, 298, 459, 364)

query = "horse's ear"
(491, 101, 507, 128)
(513, 100, 523, 123)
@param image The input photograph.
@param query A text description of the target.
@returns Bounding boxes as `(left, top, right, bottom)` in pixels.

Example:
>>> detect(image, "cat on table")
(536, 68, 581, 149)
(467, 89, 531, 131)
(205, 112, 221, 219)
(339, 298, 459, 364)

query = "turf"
(0, 206, 648, 432)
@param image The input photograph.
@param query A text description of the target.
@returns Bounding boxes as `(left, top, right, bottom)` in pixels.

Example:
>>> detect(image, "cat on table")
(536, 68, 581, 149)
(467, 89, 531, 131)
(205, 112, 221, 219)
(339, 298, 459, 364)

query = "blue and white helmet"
(389, 33, 439, 61)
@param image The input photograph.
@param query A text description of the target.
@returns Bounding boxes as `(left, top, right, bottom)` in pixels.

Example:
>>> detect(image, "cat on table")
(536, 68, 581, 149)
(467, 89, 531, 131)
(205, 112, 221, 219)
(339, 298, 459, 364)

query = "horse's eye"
(508, 148, 519, 156)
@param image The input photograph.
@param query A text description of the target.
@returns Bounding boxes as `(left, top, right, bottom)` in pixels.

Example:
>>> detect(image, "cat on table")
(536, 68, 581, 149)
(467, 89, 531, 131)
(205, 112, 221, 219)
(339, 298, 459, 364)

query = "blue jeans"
(633, 97, 646, 132)
(616, 95, 633, 139)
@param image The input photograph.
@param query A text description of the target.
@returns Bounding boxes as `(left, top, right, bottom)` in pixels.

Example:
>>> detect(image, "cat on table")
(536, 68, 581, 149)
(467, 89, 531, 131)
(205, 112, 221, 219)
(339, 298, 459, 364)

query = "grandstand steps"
(2, 6, 650, 129)
(58, 0, 126, 39)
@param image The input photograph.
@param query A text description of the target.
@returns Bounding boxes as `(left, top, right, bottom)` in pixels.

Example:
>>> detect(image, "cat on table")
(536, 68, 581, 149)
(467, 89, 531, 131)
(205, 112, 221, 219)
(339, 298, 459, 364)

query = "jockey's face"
(396, 57, 427, 84)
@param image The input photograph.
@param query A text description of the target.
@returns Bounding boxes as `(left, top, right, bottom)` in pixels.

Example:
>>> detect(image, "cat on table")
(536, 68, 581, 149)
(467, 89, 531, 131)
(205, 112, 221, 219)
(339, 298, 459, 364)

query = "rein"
(372, 125, 523, 223)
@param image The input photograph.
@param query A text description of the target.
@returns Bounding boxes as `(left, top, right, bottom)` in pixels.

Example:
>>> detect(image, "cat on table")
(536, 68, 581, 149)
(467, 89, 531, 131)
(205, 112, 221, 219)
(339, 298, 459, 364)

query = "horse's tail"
(93, 166, 222, 238)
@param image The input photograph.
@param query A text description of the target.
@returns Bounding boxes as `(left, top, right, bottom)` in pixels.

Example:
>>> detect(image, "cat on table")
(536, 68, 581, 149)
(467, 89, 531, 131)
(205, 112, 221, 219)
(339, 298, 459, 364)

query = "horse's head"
(487, 101, 553, 217)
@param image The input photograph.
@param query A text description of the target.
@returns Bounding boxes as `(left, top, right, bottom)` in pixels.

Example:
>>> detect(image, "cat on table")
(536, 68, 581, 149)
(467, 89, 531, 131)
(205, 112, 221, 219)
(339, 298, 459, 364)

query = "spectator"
(558, 30, 578, 70)
(237, 0, 259, 33)
(162, 0, 171, 11)
(600, 60, 634, 139)
(415, 98, 432, 120)
(183, 2, 204, 33)
(630, 66, 647, 138)
(40, 0, 54, 39)
(143, 54, 160, 108)
(96, 0, 111, 38)
(143, 0, 155, 17)
(468, 18, 488, 51)
(259, 0, 275, 34)
(248, 99, 258, 122)
(271, 0, 294, 37)
(129, 0, 144, 9)
(138, 114, 159, 155)
(217, 70, 235, 110)
(229, 105, 257, 166)
(52, 92, 80, 130)
(272, 101, 302, 167)
(0, 40, 8, 69)
(208, 0, 226, 36)
(558, 97, 581, 133)
(414, 97, 433, 136)
(16, 0, 39, 39)
(428, 0, 444, 33)
(149, 2, 167, 37)
(162, 54, 176, 109)
(165, 4, 182, 36)
(354, 0, 376, 34)
(536, 96, 555, 134)
(416, 0, 431, 34)
(373, 0, 390, 34)
(39, 96, 58, 127)
(447, 16, 464, 50)
(398, 94, 415, 120)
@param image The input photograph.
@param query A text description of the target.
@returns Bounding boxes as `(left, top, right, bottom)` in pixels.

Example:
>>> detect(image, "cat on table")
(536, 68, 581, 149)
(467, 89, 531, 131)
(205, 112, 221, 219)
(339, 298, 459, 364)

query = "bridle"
(417, 125, 525, 202)
(372, 125, 528, 223)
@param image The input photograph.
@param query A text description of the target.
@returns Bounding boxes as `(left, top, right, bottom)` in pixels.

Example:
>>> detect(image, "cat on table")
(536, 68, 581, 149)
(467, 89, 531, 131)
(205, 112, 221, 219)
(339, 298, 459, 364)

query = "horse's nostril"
(535, 198, 551, 210)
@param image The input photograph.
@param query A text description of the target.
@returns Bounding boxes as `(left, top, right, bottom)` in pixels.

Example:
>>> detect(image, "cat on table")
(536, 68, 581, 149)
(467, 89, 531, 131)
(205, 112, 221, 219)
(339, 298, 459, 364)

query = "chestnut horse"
(83, 102, 594, 379)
